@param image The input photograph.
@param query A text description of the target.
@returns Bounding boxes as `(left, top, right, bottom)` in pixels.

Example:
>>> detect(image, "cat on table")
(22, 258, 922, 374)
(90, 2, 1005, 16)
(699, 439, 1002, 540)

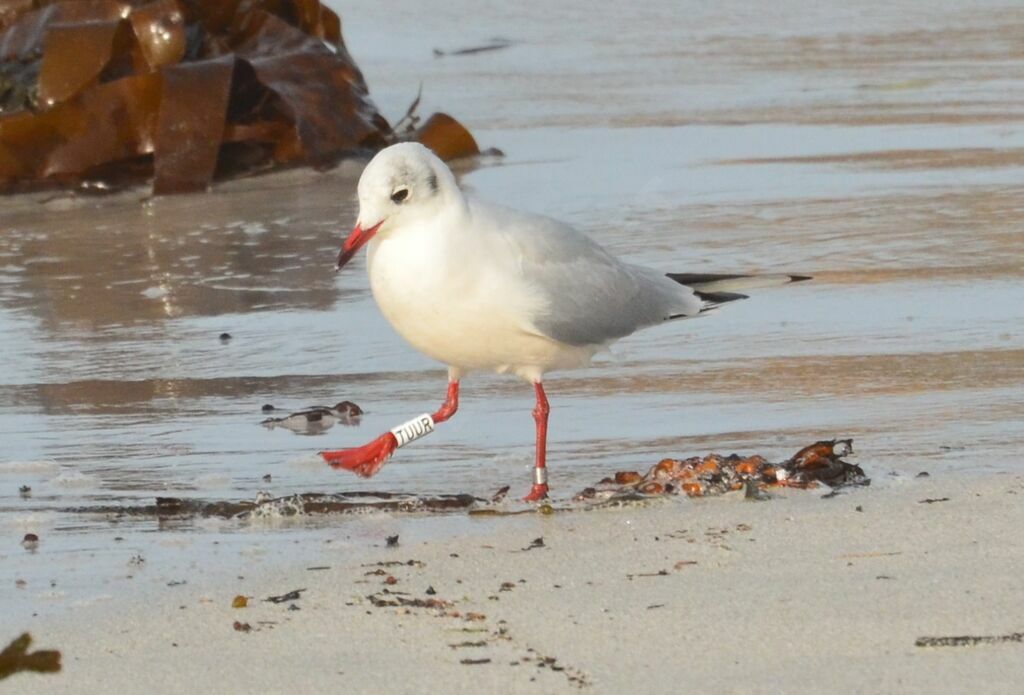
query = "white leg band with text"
(390, 414, 435, 448)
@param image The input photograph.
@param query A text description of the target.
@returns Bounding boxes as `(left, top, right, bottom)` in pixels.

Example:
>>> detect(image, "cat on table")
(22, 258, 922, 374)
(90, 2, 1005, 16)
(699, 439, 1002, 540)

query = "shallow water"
(2, 0, 1023, 619)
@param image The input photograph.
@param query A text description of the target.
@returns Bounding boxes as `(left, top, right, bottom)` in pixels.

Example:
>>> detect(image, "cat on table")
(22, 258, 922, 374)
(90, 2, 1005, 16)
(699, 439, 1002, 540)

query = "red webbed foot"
(523, 482, 549, 502)
(320, 432, 398, 478)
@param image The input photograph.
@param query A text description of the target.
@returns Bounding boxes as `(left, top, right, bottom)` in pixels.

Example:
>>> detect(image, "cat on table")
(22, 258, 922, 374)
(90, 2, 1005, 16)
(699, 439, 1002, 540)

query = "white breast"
(366, 220, 595, 379)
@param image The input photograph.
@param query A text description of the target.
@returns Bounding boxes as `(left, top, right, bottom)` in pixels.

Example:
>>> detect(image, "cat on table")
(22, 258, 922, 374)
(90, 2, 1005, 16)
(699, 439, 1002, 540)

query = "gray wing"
(479, 201, 703, 347)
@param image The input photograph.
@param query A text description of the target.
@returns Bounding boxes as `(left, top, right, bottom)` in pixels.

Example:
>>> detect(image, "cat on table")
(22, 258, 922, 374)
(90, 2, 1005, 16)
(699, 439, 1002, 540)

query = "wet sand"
(13, 475, 1024, 694)
(3, 0, 1024, 690)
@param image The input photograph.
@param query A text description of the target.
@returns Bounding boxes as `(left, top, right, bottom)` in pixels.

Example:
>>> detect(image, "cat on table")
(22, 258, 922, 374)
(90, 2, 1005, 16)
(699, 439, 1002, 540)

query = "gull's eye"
(390, 188, 409, 204)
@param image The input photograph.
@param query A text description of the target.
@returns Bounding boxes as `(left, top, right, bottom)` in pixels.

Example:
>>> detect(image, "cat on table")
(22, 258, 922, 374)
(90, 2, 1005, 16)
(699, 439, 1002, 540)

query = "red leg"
(523, 382, 550, 501)
(320, 381, 459, 478)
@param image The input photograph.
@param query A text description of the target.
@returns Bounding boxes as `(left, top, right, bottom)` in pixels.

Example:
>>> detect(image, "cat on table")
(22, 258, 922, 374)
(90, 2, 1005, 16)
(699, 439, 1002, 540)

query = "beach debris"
(219, 333, 232, 343)
(919, 497, 950, 504)
(129, 554, 145, 566)
(232, 621, 252, 633)
(17, 485, 30, 498)
(626, 570, 669, 580)
(167, 580, 187, 587)
(363, 560, 425, 568)
(95, 490, 484, 520)
(490, 486, 510, 503)
(450, 641, 487, 649)
(232, 595, 249, 608)
(386, 534, 400, 547)
(434, 38, 513, 58)
(20, 533, 38, 551)
(426, 586, 437, 595)
(520, 537, 545, 552)
(384, 576, 398, 586)
(265, 588, 305, 604)
(306, 566, 331, 572)
(366, 593, 451, 609)
(0, 633, 61, 681)
(260, 401, 363, 434)
(0, 0, 481, 194)
(577, 438, 866, 501)
(262, 404, 276, 413)
(915, 631, 1024, 648)
(459, 657, 492, 665)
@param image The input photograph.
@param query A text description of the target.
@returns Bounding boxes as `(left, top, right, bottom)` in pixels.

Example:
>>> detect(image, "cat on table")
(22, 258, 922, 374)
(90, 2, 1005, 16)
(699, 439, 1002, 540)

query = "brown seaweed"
(0, 0, 478, 194)
(0, 633, 61, 681)
(578, 438, 868, 501)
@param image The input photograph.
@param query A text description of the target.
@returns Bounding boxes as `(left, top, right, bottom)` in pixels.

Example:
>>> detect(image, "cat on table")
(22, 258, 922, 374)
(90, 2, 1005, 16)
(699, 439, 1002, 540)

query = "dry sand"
(10, 473, 1024, 694)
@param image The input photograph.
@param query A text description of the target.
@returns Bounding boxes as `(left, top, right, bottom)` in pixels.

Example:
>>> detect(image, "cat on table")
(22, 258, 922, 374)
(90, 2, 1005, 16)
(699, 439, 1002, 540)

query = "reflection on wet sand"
(1, 0, 1023, 543)
(0, 169, 357, 326)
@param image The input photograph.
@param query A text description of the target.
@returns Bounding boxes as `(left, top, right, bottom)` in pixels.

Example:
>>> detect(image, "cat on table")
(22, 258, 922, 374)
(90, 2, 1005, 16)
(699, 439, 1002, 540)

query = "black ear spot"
(391, 188, 409, 204)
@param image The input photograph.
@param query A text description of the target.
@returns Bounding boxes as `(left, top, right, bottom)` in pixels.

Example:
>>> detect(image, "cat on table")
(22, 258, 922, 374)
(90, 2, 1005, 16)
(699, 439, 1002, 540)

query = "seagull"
(321, 143, 809, 501)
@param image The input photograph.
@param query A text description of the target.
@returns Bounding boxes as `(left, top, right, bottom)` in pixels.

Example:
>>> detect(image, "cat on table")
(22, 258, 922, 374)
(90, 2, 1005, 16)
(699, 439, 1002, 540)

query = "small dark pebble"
(233, 621, 252, 632)
(855, 506, 863, 512)
(288, 604, 301, 611)
(916, 471, 930, 478)
(219, 332, 232, 342)
(261, 404, 276, 412)
(425, 586, 437, 595)
(386, 535, 399, 547)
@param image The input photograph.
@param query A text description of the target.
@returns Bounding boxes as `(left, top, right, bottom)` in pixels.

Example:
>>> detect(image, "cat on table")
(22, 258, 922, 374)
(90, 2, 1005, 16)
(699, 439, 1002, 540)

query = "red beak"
(336, 220, 384, 270)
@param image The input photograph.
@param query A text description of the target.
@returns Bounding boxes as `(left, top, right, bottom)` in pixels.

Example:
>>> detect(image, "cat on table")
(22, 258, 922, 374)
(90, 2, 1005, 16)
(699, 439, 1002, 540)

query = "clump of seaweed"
(576, 439, 867, 501)
(0, 633, 61, 681)
(0, 0, 479, 194)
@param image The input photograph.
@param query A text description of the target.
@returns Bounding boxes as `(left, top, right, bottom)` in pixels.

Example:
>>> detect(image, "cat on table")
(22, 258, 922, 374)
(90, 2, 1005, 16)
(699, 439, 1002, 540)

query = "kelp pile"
(0, 0, 478, 194)
(576, 439, 867, 501)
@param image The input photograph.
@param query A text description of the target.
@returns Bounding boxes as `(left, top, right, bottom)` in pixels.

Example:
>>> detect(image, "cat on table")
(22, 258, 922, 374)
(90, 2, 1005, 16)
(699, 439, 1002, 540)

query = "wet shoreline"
(2, 3, 1024, 679)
